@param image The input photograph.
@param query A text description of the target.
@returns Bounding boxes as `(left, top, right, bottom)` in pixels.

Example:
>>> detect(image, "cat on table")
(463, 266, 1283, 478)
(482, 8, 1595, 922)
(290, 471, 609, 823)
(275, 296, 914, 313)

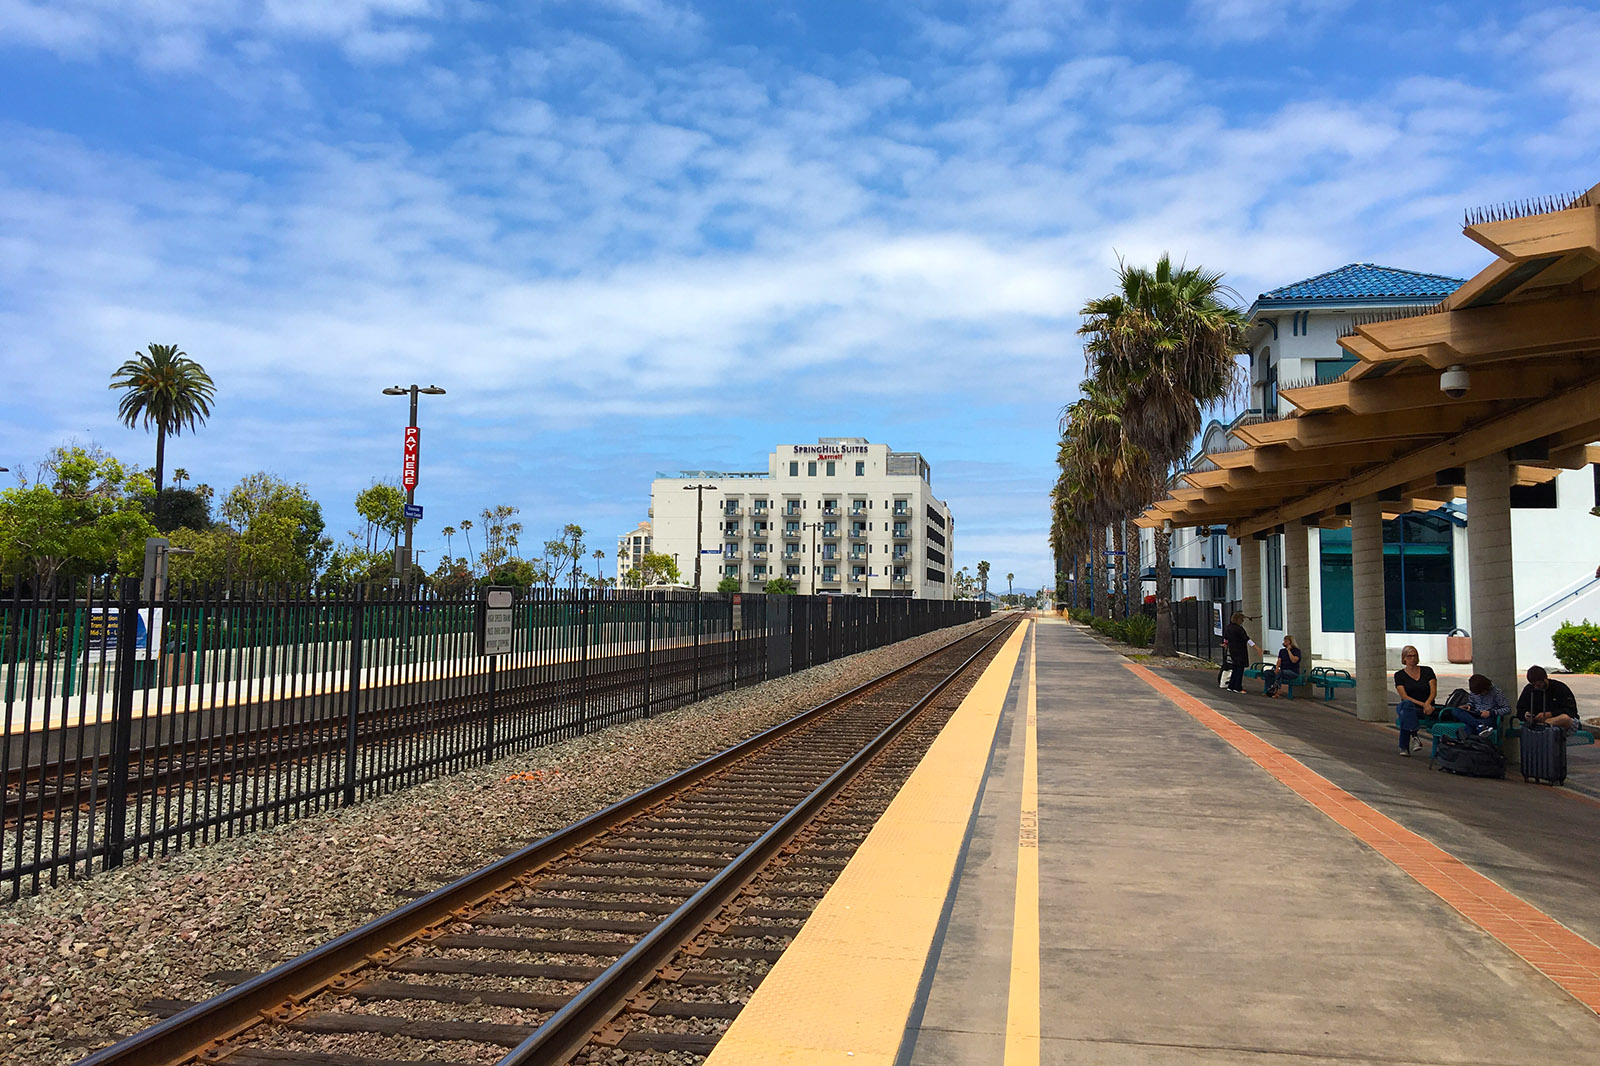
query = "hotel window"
(789, 461, 798, 476)
(808, 461, 817, 476)
(724, 542, 737, 554)
(825, 460, 835, 476)
(855, 461, 865, 475)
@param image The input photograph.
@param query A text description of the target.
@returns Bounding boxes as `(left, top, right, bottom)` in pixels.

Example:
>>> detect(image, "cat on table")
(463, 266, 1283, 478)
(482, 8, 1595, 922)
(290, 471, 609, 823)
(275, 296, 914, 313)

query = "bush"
(1552, 619, 1600, 673)
(1123, 614, 1156, 647)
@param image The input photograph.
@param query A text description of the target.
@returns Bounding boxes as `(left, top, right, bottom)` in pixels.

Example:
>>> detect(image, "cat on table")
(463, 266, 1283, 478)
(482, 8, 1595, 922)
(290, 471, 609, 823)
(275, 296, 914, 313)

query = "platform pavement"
(707, 617, 1600, 1065)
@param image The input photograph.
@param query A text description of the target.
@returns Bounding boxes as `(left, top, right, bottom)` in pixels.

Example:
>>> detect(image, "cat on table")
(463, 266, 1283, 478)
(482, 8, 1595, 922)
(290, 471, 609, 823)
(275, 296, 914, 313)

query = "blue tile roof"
(1255, 263, 1462, 304)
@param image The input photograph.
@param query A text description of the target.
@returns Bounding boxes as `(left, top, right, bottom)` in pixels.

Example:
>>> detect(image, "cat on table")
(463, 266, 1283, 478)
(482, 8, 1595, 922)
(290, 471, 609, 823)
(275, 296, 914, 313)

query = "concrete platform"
(707, 617, 1600, 1065)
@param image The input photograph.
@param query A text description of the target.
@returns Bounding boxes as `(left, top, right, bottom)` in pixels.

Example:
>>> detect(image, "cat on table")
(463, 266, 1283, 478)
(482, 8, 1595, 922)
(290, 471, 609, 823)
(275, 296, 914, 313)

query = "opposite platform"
(708, 616, 1600, 1065)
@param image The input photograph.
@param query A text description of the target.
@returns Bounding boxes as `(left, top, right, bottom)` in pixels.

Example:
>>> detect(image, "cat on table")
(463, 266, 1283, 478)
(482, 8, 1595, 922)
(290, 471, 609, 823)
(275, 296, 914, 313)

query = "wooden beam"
(1463, 206, 1600, 262)
(1278, 363, 1575, 417)
(1237, 403, 1499, 450)
(1357, 291, 1600, 363)
(1231, 372, 1600, 536)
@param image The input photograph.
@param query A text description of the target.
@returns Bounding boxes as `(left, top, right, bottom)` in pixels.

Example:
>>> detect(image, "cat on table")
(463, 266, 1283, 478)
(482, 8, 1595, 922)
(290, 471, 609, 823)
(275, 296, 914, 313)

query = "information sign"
(479, 586, 514, 656)
(403, 503, 423, 521)
(402, 427, 420, 489)
(85, 607, 164, 662)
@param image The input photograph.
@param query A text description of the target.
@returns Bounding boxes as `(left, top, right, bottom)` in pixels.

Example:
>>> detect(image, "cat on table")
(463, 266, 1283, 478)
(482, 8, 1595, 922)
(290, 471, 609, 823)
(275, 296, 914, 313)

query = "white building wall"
(647, 438, 954, 598)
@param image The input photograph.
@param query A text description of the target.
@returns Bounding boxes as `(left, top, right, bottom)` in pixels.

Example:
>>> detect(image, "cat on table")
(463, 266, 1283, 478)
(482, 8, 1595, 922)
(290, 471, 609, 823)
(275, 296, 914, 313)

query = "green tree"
(215, 472, 330, 582)
(108, 343, 216, 495)
(150, 487, 212, 534)
(1006, 572, 1015, 597)
(763, 576, 797, 594)
(458, 518, 475, 575)
(592, 549, 607, 587)
(716, 575, 740, 593)
(479, 505, 523, 574)
(0, 446, 157, 590)
(1075, 254, 1244, 654)
(624, 551, 682, 587)
(977, 560, 991, 599)
(354, 480, 406, 554)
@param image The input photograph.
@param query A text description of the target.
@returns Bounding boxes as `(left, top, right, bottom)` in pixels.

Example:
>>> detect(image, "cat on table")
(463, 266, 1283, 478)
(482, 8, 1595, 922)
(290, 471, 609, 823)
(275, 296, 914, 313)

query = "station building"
(642, 438, 955, 597)
(1136, 183, 1600, 725)
(1147, 261, 1600, 668)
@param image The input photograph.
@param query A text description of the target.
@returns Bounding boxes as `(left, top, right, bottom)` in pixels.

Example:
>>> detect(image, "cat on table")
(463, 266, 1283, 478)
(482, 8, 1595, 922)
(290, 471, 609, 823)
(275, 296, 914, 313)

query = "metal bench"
(1307, 666, 1356, 702)
(1242, 661, 1313, 698)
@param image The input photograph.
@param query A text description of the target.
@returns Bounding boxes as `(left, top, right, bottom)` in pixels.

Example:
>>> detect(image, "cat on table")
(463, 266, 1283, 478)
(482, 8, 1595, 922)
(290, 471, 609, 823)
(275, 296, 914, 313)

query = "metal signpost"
(383, 384, 446, 583)
(478, 587, 514, 756)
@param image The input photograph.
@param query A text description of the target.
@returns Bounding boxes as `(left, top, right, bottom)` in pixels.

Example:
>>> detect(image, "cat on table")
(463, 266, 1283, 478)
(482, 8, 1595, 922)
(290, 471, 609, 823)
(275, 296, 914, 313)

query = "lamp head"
(420, 386, 446, 395)
(382, 386, 407, 395)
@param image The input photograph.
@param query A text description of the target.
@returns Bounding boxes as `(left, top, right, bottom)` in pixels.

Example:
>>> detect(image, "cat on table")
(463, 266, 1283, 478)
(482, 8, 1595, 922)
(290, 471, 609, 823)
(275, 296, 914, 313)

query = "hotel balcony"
(750, 503, 769, 516)
(723, 503, 743, 517)
(819, 570, 841, 585)
(784, 504, 802, 516)
(782, 528, 802, 541)
(848, 549, 867, 562)
(749, 549, 768, 561)
(848, 530, 867, 542)
(820, 527, 840, 540)
(820, 506, 839, 517)
(891, 528, 910, 541)
(892, 504, 910, 517)
(722, 548, 742, 561)
(849, 505, 868, 517)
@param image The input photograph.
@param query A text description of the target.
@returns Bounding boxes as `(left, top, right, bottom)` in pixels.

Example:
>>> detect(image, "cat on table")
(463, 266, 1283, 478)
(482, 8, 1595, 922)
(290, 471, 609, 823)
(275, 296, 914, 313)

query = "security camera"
(1440, 365, 1470, 399)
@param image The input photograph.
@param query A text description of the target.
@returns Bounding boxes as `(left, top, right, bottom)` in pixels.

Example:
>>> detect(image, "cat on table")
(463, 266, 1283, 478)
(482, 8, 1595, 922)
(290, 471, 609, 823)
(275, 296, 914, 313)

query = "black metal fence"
(1160, 599, 1240, 662)
(1, 578, 989, 901)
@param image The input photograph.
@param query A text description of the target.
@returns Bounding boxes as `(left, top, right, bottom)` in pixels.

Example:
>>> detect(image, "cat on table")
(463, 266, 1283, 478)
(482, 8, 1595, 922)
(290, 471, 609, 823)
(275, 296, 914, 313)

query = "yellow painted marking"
(1003, 628, 1041, 1064)
(704, 621, 1030, 1066)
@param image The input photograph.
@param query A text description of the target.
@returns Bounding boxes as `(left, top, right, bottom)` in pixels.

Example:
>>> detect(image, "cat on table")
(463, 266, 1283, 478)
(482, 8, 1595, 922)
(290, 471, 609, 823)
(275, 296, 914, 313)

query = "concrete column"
(1352, 495, 1389, 722)
(1285, 525, 1312, 664)
(1466, 451, 1516, 689)
(1239, 536, 1262, 640)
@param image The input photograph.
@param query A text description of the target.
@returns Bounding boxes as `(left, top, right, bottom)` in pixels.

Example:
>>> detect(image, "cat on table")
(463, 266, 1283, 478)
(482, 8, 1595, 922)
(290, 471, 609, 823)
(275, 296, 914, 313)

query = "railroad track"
(76, 616, 1018, 1066)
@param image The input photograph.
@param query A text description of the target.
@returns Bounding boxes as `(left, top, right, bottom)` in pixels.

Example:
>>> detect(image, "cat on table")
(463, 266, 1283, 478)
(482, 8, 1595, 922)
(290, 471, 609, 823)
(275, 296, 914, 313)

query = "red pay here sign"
(402, 427, 420, 489)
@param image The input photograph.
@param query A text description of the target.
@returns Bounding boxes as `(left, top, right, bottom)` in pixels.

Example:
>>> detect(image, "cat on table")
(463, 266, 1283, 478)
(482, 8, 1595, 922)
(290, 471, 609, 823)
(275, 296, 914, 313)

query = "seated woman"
(1261, 635, 1303, 697)
(1393, 645, 1436, 756)
(1445, 673, 1512, 737)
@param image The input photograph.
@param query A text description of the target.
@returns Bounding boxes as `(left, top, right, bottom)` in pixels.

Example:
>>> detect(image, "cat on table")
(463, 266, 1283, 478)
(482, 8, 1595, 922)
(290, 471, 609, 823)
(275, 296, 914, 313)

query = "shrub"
(1123, 614, 1156, 647)
(1552, 619, 1600, 674)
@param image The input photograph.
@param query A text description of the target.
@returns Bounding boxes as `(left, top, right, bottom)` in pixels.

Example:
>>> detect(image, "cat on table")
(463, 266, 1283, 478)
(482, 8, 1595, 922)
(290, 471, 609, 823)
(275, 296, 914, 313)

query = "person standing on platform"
(1393, 645, 1436, 756)
(1221, 611, 1254, 693)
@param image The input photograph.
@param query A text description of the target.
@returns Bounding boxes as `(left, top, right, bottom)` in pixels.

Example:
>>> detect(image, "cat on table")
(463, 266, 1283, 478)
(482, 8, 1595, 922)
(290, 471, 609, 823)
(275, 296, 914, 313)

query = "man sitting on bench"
(1517, 665, 1581, 734)
(1261, 635, 1303, 697)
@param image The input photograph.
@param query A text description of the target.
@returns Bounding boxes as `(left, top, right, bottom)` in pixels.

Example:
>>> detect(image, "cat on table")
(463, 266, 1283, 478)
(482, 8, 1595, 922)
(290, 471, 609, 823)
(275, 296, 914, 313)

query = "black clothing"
(1517, 679, 1578, 721)
(1222, 621, 1250, 663)
(1277, 646, 1302, 677)
(1393, 665, 1436, 704)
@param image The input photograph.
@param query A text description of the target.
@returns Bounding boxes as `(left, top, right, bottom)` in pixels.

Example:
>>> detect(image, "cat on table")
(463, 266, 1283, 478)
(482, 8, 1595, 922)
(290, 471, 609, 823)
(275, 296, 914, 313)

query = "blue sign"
(403, 504, 424, 520)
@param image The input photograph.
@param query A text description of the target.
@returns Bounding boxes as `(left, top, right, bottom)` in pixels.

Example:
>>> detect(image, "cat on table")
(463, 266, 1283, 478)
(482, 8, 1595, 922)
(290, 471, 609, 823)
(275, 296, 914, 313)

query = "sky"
(1, 0, 1596, 590)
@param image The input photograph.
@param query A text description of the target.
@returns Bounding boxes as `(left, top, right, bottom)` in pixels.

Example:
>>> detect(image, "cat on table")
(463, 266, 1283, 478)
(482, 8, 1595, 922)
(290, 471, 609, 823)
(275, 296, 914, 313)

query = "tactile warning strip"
(1129, 662, 1600, 1015)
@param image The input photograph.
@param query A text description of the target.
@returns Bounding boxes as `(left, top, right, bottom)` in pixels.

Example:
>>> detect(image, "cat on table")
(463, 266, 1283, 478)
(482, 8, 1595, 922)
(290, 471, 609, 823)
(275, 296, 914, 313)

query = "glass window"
(789, 461, 798, 476)
(856, 461, 865, 475)
(826, 461, 835, 476)
(1316, 356, 1359, 383)
(1319, 517, 1455, 633)
(807, 461, 816, 476)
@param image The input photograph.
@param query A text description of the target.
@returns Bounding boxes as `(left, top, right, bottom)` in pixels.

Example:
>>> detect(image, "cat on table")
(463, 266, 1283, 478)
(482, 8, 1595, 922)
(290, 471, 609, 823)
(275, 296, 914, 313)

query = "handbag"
(1217, 647, 1231, 689)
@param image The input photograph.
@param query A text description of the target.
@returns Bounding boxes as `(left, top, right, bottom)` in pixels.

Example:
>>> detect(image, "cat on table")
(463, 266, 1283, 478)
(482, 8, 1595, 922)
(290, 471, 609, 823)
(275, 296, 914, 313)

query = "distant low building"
(615, 520, 651, 584)
(647, 437, 954, 598)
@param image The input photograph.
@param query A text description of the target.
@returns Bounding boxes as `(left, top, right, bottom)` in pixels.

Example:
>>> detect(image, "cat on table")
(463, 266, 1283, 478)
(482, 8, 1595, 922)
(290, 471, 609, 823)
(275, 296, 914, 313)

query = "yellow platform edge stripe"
(704, 620, 1030, 1066)
(1002, 630, 1040, 1065)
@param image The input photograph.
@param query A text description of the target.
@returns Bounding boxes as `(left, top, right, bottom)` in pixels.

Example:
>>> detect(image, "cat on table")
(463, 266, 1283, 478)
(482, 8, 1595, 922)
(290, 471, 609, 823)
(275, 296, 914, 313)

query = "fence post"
(342, 585, 366, 807)
(103, 578, 140, 870)
(693, 591, 701, 703)
(486, 653, 497, 759)
(643, 594, 653, 716)
(578, 591, 590, 733)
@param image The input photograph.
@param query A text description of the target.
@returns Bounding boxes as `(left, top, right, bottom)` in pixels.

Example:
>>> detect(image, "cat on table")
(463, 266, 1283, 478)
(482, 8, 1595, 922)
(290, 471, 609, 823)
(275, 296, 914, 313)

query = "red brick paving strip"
(1127, 662, 1600, 1015)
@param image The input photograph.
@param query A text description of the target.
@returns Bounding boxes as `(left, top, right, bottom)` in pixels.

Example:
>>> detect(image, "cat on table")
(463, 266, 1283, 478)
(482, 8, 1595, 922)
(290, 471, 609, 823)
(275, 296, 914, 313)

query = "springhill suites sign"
(792, 444, 868, 455)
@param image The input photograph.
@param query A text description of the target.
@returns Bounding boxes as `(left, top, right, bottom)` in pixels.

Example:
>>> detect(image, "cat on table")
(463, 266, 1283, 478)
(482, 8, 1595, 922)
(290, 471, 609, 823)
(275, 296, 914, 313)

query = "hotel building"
(644, 438, 955, 597)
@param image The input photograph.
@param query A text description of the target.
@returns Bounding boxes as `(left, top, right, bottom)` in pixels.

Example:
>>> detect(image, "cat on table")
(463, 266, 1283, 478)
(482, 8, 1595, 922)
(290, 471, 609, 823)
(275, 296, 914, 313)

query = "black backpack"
(1433, 735, 1505, 778)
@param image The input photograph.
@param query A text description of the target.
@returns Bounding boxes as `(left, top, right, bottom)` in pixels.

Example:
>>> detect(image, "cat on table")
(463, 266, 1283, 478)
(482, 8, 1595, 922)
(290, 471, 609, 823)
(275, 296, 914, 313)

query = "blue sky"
(1, 0, 1596, 589)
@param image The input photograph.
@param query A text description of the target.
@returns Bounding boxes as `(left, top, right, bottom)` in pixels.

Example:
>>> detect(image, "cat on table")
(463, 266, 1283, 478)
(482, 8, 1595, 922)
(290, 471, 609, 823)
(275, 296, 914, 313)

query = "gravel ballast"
(1, 618, 1000, 1066)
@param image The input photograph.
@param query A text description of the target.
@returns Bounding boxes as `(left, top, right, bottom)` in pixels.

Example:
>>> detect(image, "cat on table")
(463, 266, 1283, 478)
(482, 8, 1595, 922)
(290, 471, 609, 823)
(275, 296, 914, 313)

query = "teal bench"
(1241, 660, 1314, 698)
(1307, 667, 1356, 702)
(1427, 715, 1595, 763)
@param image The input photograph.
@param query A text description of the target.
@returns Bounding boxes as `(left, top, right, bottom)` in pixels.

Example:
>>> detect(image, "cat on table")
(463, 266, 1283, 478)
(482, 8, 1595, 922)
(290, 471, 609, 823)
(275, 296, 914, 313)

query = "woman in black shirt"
(1392, 645, 1436, 756)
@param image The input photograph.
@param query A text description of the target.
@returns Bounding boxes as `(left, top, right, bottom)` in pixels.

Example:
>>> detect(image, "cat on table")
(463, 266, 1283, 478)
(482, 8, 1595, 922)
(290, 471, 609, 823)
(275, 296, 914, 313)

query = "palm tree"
(109, 344, 216, 495)
(977, 560, 991, 600)
(172, 467, 190, 490)
(1006, 572, 1014, 599)
(459, 519, 475, 574)
(1077, 254, 1244, 655)
(592, 549, 606, 586)
(442, 526, 456, 562)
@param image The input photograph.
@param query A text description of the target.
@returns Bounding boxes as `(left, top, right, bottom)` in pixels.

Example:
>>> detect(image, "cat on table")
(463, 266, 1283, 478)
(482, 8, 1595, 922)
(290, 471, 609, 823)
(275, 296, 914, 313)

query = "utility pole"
(682, 483, 718, 591)
(383, 384, 446, 585)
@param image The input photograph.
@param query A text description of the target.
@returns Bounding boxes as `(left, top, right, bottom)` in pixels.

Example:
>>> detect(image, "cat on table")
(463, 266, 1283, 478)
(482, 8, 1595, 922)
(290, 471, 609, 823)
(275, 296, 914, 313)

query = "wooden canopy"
(1140, 180, 1600, 537)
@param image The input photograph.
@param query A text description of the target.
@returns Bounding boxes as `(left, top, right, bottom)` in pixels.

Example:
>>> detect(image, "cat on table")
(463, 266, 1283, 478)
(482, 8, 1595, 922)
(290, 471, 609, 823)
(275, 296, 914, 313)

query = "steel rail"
(72, 617, 1009, 1066)
(495, 616, 1017, 1066)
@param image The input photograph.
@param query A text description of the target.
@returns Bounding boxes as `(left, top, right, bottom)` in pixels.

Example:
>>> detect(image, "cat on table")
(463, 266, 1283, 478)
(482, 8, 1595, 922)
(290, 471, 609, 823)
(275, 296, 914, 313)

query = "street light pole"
(383, 384, 446, 585)
(809, 521, 817, 595)
(682, 483, 718, 591)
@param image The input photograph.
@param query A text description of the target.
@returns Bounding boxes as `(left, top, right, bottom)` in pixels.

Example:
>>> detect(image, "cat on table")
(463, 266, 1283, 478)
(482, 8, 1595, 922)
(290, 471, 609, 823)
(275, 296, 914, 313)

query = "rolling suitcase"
(1520, 723, 1567, 785)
